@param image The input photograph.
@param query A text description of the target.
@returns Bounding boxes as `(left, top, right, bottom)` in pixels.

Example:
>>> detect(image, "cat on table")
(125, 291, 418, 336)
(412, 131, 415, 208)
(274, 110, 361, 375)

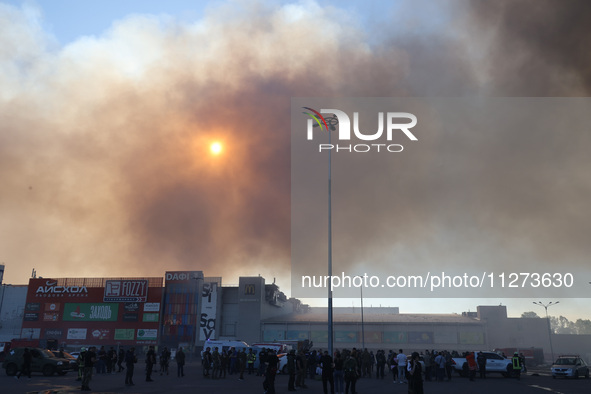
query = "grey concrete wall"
(237, 277, 265, 343)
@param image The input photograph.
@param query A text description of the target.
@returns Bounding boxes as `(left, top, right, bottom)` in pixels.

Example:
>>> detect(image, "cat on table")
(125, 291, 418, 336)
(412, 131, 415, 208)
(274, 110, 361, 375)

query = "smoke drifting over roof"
(1, 0, 590, 286)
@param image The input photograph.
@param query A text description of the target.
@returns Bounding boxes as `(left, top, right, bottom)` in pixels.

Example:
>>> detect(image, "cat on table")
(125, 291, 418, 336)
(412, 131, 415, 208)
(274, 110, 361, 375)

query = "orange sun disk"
(210, 142, 223, 155)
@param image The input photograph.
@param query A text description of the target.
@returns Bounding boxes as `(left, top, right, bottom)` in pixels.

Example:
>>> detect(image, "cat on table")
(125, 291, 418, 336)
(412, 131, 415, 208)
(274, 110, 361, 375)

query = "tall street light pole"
(308, 111, 338, 356)
(354, 276, 365, 350)
(327, 117, 333, 358)
(533, 301, 559, 363)
(326, 115, 338, 357)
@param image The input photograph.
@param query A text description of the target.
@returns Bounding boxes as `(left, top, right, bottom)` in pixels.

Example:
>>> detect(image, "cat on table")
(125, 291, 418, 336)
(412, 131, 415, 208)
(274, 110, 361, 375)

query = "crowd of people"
(74, 345, 187, 391)
(57, 344, 526, 392)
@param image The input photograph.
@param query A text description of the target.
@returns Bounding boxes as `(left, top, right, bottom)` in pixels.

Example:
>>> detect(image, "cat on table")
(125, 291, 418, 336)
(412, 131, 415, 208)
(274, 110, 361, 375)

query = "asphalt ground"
(1, 363, 590, 394)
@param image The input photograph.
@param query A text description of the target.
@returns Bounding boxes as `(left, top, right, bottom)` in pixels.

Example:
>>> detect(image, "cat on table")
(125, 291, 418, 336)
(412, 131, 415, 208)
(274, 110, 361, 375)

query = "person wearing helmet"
(511, 352, 522, 380)
(76, 348, 87, 381)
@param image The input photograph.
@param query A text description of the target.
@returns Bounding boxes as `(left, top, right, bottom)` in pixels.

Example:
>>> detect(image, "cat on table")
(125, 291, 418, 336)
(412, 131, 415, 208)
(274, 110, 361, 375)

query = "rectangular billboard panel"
(137, 329, 157, 341)
(459, 331, 485, 345)
(89, 328, 111, 341)
(408, 331, 434, 344)
(67, 328, 87, 340)
(199, 282, 217, 341)
(104, 280, 148, 302)
(143, 313, 159, 322)
(114, 329, 135, 341)
(63, 303, 119, 322)
(122, 313, 139, 322)
(44, 302, 60, 312)
(335, 331, 358, 343)
(25, 303, 41, 311)
(45, 328, 63, 339)
(286, 330, 309, 340)
(24, 313, 39, 321)
(43, 312, 59, 322)
(144, 303, 160, 312)
(21, 328, 41, 339)
(383, 331, 407, 344)
(124, 302, 140, 312)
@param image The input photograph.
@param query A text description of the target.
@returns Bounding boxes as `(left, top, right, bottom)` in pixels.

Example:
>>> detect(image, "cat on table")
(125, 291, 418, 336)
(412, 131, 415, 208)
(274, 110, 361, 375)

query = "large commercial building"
(0, 269, 589, 364)
(20, 277, 163, 348)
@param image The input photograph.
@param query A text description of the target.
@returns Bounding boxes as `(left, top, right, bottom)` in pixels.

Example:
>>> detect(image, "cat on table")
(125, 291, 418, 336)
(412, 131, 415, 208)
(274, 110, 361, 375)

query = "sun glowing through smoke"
(210, 142, 223, 155)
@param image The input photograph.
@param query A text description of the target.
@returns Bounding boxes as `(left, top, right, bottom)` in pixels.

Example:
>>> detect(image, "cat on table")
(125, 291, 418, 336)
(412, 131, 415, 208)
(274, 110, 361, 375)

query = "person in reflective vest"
(77, 348, 86, 381)
(511, 352, 522, 380)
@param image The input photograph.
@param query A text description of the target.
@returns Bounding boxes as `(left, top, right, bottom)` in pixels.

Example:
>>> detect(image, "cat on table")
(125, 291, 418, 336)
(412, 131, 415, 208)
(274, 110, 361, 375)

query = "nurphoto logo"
(303, 107, 418, 153)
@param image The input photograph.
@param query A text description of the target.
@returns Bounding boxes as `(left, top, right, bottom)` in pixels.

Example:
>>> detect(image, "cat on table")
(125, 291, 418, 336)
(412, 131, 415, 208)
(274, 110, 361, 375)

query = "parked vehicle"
(451, 351, 513, 377)
(50, 350, 79, 370)
(2, 347, 74, 376)
(551, 355, 590, 379)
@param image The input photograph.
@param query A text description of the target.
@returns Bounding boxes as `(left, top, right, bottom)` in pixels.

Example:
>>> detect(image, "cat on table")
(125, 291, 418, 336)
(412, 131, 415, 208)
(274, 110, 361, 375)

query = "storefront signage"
(63, 303, 119, 322)
(143, 303, 160, 312)
(104, 280, 148, 302)
(67, 328, 87, 340)
(137, 329, 157, 341)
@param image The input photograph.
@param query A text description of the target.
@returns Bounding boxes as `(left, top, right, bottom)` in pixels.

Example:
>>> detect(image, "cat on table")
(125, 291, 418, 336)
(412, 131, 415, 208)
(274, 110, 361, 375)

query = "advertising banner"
(43, 312, 59, 322)
(45, 328, 63, 339)
(90, 329, 111, 340)
(286, 330, 309, 340)
(114, 329, 135, 341)
(165, 271, 202, 283)
(310, 331, 327, 342)
(122, 313, 139, 322)
(24, 313, 39, 321)
(335, 331, 358, 343)
(104, 279, 148, 302)
(137, 329, 157, 341)
(44, 302, 60, 312)
(21, 328, 41, 339)
(263, 330, 285, 341)
(199, 282, 217, 341)
(67, 328, 87, 340)
(383, 331, 407, 344)
(25, 303, 41, 311)
(435, 331, 459, 344)
(143, 313, 159, 322)
(365, 331, 383, 343)
(459, 331, 485, 345)
(408, 331, 434, 344)
(63, 303, 119, 322)
(124, 302, 140, 312)
(144, 303, 160, 312)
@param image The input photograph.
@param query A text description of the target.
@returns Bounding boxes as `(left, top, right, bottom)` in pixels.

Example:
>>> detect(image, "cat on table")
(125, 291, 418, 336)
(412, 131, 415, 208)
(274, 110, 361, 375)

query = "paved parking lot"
(1, 363, 590, 394)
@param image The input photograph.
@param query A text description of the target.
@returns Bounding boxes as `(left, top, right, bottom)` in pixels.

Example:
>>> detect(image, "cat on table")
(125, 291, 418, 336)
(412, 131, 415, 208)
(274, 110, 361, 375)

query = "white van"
(203, 340, 250, 352)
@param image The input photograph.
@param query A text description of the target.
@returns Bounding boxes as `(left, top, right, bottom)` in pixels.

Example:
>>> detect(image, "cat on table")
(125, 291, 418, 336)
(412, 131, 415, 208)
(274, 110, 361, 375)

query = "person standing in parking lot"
(477, 352, 486, 379)
(511, 352, 522, 380)
(176, 347, 186, 377)
(125, 347, 137, 386)
(396, 349, 407, 383)
(81, 346, 97, 391)
(263, 349, 279, 394)
(434, 351, 446, 382)
(466, 352, 477, 381)
(15, 347, 32, 380)
(320, 350, 335, 394)
(407, 352, 424, 394)
(145, 345, 156, 382)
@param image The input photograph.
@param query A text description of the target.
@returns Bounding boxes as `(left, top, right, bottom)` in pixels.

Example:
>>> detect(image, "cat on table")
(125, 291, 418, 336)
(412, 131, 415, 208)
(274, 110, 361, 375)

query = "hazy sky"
(1, 0, 590, 320)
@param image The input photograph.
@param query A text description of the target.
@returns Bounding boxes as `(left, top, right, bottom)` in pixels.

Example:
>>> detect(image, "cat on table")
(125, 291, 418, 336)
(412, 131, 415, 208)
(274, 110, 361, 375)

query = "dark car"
(551, 355, 590, 379)
(2, 347, 73, 376)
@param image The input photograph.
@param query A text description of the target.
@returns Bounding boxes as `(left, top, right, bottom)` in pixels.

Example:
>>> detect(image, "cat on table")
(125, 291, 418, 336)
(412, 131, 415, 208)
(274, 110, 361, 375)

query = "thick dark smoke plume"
(1, 0, 590, 288)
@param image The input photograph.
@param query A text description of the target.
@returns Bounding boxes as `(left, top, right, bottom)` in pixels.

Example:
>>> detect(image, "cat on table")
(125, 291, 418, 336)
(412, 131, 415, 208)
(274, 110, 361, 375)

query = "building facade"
(1, 271, 588, 364)
(20, 277, 162, 348)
